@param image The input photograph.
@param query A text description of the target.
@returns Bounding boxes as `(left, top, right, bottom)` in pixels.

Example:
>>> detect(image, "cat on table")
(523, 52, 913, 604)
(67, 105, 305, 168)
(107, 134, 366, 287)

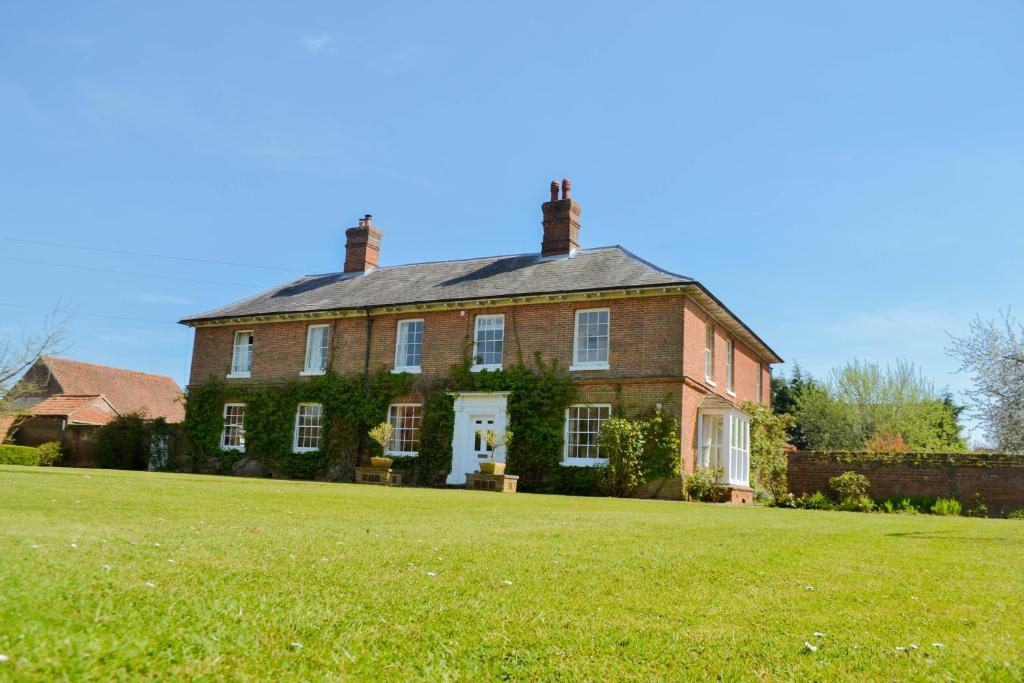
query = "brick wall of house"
(787, 451, 1024, 516)
(189, 294, 691, 386)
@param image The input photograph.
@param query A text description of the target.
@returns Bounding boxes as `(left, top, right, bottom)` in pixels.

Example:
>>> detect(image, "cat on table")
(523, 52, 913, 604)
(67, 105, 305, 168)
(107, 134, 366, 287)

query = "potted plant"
(479, 430, 512, 475)
(367, 422, 394, 469)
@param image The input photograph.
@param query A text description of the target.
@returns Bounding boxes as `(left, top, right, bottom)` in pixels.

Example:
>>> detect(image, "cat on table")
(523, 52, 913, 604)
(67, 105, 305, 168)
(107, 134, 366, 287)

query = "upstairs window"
(303, 324, 329, 375)
(386, 403, 422, 455)
(472, 314, 504, 371)
(394, 320, 423, 373)
(292, 403, 323, 452)
(220, 403, 245, 451)
(757, 364, 764, 403)
(230, 331, 253, 377)
(726, 339, 735, 394)
(571, 308, 610, 370)
(563, 404, 612, 465)
(704, 324, 715, 383)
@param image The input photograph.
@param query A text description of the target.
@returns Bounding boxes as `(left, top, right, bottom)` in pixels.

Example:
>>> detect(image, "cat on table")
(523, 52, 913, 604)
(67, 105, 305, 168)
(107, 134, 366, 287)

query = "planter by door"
(447, 391, 510, 486)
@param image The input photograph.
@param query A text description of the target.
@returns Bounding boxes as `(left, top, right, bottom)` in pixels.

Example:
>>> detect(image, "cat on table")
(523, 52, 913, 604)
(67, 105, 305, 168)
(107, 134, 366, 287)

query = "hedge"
(0, 444, 41, 466)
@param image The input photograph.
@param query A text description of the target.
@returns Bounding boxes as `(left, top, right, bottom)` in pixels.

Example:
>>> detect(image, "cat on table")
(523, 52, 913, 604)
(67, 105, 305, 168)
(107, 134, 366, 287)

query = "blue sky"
(1, 2, 1021, 441)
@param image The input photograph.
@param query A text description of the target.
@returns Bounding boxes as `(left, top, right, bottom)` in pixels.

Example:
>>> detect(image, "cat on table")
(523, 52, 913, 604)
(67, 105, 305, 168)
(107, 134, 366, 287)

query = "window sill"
(299, 370, 326, 377)
(726, 389, 736, 397)
(471, 364, 502, 373)
(704, 377, 716, 387)
(560, 459, 609, 468)
(569, 362, 610, 372)
(392, 366, 421, 375)
(226, 372, 251, 379)
(221, 446, 245, 453)
(292, 447, 319, 454)
(385, 451, 419, 457)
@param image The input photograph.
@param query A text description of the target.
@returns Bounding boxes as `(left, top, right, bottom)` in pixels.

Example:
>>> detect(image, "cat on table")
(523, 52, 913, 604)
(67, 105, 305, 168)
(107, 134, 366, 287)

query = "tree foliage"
(783, 360, 966, 452)
(598, 417, 647, 496)
(948, 311, 1024, 452)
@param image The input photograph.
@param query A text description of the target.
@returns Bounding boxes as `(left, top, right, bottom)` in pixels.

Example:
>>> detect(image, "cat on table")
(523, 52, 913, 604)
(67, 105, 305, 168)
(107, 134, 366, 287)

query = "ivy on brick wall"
(183, 370, 412, 480)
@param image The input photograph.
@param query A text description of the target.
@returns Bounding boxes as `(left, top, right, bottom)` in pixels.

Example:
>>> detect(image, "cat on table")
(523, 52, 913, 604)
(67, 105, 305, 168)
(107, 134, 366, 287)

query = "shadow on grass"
(884, 529, 1013, 542)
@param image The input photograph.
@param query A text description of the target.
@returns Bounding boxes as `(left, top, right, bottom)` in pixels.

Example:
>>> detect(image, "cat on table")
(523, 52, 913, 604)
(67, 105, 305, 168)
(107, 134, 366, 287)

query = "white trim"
(302, 324, 330, 375)
(471, 314, 504, 371)
(447, 392, 509, 485)
(220, 403, 246, 452)
(572, 307, 610, 371)
(292, 402, 323, 453)
(226, 372, 251, 379)
(726, 390, 736, 398)
(726, 338, 735, 394)
(230, 330, 254, 377)
(393, 318, 424, 374)
(562, 403, 612, 466)
(385, 403, 422, 457)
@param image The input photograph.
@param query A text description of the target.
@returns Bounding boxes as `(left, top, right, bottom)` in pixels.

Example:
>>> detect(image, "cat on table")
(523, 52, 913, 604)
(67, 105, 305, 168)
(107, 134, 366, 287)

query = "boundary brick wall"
(788, 450, 1024, 516)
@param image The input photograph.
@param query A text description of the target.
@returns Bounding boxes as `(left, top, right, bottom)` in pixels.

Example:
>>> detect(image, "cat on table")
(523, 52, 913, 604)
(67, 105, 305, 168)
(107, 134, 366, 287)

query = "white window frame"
(562, 403, 612, 467)
(392, 319, 424, 374)
(228, 330, 253, 378)
(220, 403, 246, 452)
(300, 324, 330, 376)
(696, 408, 750, 487)
(569, 308, 610, 371)
(385, 403, 422, 456)
(704, 324, 715, 386)
(292, 403, 323, 453)
(471, 314, 505, 372)
(726, 339, 735, 396)
(756, 363, 764, 404)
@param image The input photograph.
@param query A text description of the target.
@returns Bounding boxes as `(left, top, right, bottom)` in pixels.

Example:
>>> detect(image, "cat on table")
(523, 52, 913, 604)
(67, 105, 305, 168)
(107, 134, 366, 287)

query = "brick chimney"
(540, 178, 582, 257)
(344, 214, 382, 273)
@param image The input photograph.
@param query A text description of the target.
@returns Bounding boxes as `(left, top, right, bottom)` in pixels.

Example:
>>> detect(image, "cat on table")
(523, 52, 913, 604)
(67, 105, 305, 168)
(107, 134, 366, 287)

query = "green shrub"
(0, 444, 41, 466)
(95, 414, 151, 470)
(638, 405, 680, 480)
(1008, 509, 1024, 520)
(965, 493, 988, 518)
(684, 466, 725, 502)
(549, 465, 607, 497)
(794, 492, 834, 510)
(599, 417, 647, 497)
(839, 495, 876, 513)
(829, 471, 871, 501)
(879, 497, 918, 514)
(37, 441, 62, 466)
(931, 498, 962, 516)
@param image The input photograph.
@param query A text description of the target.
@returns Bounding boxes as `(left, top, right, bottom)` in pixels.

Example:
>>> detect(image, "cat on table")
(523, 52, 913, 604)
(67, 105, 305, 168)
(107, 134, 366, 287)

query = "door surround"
(447, 391, 510, 485)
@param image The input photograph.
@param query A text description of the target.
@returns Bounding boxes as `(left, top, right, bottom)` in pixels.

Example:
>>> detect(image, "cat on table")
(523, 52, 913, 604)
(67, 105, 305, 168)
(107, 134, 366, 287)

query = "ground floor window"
(698, 410, 750, 486)
(293, 403, 323, 452)
(221, 403, 245, 451)
(563, 404, 612, 465)
(387, 403, 422, 455)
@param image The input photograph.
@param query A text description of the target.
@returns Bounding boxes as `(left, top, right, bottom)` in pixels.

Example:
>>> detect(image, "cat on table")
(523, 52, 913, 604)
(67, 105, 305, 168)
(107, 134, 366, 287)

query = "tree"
(794, 359, 966, 452)
(771, 364, 815, 449)
(0, 315, 67, 418)
(948, 311, 1024, 452)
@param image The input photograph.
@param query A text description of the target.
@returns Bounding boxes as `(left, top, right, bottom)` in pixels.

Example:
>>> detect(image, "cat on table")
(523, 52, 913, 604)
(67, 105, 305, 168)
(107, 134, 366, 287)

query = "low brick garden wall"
(788, 450, 1024, 516)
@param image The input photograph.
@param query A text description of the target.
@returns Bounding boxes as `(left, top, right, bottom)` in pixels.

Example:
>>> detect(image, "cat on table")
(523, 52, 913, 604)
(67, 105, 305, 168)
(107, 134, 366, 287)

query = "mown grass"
(1, 466, 1022, 681)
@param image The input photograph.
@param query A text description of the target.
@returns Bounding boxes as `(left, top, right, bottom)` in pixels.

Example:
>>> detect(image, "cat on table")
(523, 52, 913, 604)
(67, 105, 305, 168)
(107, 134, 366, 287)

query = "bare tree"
(0, 314, 68, 416)
(948, 311, 1024, 452)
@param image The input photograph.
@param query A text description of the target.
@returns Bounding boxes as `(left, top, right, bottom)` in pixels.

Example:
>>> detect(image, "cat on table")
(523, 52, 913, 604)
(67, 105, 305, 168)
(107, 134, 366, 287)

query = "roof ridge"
(41, 355, 178, 382)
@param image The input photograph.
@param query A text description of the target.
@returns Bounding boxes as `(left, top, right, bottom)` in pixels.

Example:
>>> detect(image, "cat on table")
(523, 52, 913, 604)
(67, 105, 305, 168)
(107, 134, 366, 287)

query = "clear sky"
(2, 2, 1021, 441)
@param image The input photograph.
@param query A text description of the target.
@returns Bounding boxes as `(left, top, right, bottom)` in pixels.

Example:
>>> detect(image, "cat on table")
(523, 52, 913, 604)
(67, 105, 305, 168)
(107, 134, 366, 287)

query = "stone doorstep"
(355, 467, 403, 486)
(465, 472, 519, 493)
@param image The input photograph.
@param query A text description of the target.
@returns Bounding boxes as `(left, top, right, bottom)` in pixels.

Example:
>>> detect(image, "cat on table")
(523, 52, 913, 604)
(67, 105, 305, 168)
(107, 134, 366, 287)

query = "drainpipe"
(363, 306, 373, 386)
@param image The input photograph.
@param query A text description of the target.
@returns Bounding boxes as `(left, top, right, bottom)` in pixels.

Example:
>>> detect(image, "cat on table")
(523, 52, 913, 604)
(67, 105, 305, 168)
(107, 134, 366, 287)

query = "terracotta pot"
(370, 456, 393, 469)
(480, 462, 505, 475)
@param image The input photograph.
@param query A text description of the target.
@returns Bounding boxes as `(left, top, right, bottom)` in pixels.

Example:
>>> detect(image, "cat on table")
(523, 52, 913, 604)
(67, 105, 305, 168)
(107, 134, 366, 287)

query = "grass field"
(1, 466, 1022, 681)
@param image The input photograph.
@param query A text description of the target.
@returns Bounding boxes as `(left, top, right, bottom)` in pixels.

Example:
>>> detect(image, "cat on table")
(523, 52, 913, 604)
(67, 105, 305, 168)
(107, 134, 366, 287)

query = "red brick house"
(180, 180, 781, 499)
(2, 356, 184, 465)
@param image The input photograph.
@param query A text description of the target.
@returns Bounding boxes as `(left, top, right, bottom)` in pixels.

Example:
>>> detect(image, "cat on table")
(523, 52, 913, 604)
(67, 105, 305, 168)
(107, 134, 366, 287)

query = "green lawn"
(1, 467, 1022, 681)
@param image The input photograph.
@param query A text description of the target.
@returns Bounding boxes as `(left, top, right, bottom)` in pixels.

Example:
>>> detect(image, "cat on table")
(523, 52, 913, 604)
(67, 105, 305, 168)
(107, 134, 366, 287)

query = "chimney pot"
(344, 214, 383, 273)
(540, 178, 582, 257)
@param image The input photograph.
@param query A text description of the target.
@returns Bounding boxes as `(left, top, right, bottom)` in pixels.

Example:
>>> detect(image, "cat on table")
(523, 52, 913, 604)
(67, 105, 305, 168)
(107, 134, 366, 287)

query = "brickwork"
(788, 451, 1024, 516)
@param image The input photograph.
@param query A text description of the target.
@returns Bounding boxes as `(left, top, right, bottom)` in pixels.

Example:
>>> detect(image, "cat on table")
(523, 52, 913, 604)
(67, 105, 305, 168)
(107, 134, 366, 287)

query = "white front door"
(447, 392, 509, 485)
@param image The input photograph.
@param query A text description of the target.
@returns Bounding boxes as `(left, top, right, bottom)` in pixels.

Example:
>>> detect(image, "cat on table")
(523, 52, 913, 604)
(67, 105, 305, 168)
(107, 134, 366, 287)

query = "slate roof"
(39, 356, 185, 423)
(181, 246, 693, 324)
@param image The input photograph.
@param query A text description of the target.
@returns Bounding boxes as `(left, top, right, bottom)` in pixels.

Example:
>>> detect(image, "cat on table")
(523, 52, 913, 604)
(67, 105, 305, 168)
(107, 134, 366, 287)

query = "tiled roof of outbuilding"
(39, 357, 185, 423)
